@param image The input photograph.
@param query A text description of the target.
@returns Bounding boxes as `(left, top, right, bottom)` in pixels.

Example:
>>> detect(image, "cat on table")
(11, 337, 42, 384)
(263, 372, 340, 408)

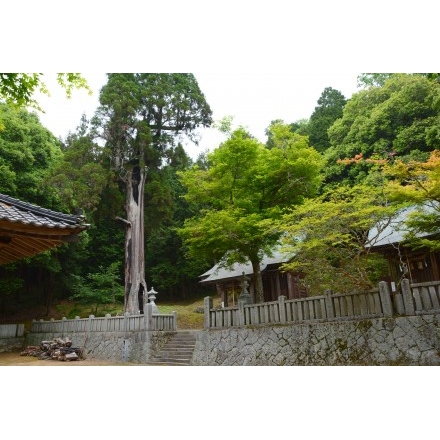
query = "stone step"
(146, 361, 191, 366)
(159, 349, 195, 354)
(168, 342, 195, 347)
(169, 335, 197, 341)
(149, 356, 193, 363)
(152, 356, 193, 362)
(167, 339, 196, 344)
(153, 351, 193, 358)
(148, 330, 199, 366)
(153, 351, 193, 357)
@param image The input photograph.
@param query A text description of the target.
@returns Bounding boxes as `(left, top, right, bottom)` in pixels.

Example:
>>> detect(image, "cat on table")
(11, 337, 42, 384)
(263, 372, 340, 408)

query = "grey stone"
(20, 312, 440, 366)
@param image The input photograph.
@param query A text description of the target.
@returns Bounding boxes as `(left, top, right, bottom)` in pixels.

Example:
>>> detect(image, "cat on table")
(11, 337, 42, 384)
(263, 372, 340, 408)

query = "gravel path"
(0, 351, 140, 366)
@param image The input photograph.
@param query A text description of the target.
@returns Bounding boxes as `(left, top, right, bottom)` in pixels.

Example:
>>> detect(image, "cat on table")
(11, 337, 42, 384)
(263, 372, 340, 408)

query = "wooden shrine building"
(367, 204, 440, 289)
(0, 193, 89, 265)
(199, 250, 307, 306)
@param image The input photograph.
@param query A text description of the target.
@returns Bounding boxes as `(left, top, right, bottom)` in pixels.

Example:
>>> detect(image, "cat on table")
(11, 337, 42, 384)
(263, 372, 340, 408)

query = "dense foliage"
(307, 87, 347, 152)
(324, 74, 440, 186)
(1, 72, 440, 318)
(70, 262, 124, 316)
(275, 184, 403, 294)
(0, 73, 91, 111)
(95, 73, 213, 313)
(177, 124, 323, 302)
(383, 150, 440, 251)
(0, 103, 63, 206)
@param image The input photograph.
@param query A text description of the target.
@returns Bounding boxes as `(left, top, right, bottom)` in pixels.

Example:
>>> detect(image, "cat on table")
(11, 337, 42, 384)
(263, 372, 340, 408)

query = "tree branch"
(115, 216, 131, 227)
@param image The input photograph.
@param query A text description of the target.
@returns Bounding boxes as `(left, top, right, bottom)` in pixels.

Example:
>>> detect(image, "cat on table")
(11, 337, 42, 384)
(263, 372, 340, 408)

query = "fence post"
(123, 312, 129, 332)
(61, 317, 66, 336)
(325, 289, 335, 319)
(204, 297, 213, 329)
(75, 316, 81, 332)
(401, 278, 415, 315)
(378, 281, 393, 317)
(172, 311, 177, 330)
(238, 301, 245, 326)
(278, 296, 287, 324)
(145, 303, 153, 330)
(104, 314, 111, 331)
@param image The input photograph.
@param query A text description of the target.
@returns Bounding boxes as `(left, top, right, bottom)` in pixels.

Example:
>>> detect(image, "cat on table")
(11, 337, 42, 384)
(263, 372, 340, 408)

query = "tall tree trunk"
(251, 259, 264, 303)
(124, 165, 148, 314)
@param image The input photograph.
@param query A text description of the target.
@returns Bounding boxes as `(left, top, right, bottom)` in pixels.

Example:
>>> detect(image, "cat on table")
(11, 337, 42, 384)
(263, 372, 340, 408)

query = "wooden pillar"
(275, 272, 281, 299)
(387, 255, 394, 283)
(249, 280, 255, 303)
(430, 252, 439, 280)
(287, 272, 294, 299)
(216, 283, 227, 307)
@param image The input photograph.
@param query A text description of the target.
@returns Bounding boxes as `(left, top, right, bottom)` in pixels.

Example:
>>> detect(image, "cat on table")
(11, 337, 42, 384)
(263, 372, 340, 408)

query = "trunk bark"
(123, 165, 148, 314)
(251, 258, 264, 303)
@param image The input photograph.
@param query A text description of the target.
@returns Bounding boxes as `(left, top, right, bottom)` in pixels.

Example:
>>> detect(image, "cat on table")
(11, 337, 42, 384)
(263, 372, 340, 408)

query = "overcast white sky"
(35, 72, 360, 159)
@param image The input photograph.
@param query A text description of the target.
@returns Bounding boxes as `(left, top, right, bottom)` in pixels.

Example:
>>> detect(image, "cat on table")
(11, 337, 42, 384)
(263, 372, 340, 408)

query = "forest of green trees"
(1, 73, 439, 316)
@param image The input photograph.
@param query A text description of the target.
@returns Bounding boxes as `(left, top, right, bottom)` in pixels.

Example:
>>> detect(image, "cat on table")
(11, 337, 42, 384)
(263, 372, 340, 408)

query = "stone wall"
(0, 324, 25, 353)
(21, 313, 440, 365)
(0, 337, 25, 353)
(191, 314, 440, 365)
(25, 330, 176, 364)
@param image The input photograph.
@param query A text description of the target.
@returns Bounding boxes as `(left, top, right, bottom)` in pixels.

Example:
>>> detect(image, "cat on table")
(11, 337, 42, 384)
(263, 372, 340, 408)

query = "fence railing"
(30, 304, 177, 334)
(394, 280, 440, 315)
(204, 279, 440, 329)
(0, 324, 24, 338)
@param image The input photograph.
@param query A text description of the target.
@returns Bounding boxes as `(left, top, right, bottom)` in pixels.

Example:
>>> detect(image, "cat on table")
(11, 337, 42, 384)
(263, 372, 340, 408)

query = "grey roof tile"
(199, 249, 292, 284)
(0, 193, 89, 265)
(367, 203, 439, 248)
(0, 193, 86, 229)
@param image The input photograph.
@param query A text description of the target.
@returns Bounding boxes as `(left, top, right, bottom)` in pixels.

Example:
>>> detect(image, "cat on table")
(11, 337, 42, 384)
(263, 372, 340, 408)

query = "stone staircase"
(147, 330, 198, 366)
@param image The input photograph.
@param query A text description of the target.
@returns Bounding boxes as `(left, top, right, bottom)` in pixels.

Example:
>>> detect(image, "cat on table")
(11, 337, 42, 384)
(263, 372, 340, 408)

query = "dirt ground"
(0, 350, 140, 366)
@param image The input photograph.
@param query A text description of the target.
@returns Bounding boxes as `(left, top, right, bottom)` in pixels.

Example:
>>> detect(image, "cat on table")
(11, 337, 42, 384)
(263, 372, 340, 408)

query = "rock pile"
(21, 337, 84, 361)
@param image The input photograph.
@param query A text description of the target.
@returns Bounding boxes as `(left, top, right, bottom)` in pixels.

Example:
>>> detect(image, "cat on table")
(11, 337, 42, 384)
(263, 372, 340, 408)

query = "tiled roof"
(0, 193, 87, 229)
(199, 249, 292, 284)
(367, 203, 439, 248)
(0, 193, 89, 265)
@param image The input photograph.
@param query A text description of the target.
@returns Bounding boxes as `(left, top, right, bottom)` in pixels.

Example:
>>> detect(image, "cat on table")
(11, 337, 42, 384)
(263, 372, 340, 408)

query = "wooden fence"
(0, 324, 24, 338)
(204, 279, 440, 329)
(394, 280, 440, 315)
(30, 304, 177, 334)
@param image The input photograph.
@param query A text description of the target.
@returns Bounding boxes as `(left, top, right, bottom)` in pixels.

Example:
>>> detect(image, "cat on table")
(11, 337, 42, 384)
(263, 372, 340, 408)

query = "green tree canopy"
(95, 73, 213, 313)
(307, 87, 346, 152)
(324, 74, 440, 186)
(177, 123, 323, 302)
(0, 102, 63, 206)
(357, 73, 393, 88)
(0, 103, 97, 314)
(45, 114, 108, 214)
(70, 262, 124, 316)
(276, 184, 403, 294)
(384, 149, 440, 251)
(0, 73, 91, 111)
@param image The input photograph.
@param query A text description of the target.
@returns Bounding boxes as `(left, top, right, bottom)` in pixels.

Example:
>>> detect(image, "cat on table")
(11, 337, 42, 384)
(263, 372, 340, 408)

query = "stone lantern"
(238, 272, 253, 305)
(147, 286, 159, 314)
